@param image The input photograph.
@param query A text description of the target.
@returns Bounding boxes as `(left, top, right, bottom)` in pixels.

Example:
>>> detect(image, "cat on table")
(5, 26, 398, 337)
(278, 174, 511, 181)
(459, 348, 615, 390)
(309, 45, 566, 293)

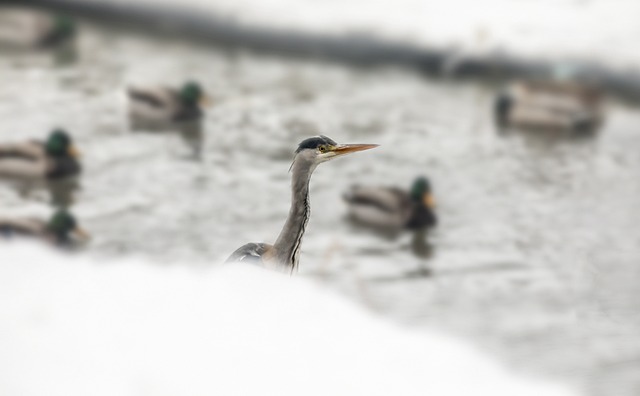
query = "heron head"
(410, 176, 435, 209)
(295, 135, 378, 165)
(45, 129, 80, 158)
(46, 209, 89, 244)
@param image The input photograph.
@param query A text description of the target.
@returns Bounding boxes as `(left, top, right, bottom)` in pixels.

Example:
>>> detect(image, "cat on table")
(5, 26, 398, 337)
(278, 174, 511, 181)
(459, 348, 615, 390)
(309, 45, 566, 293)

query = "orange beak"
(333, 144, 379, 156)
(67, 145, 81, 158)
(72, 227, 91, 242)
(424, 193, 436, 209)
(199, 95, 212, 107)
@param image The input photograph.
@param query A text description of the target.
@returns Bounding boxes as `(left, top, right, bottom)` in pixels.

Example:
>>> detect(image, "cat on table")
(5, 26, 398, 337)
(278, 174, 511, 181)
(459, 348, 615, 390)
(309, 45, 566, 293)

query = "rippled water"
(1, 24, 639, 395)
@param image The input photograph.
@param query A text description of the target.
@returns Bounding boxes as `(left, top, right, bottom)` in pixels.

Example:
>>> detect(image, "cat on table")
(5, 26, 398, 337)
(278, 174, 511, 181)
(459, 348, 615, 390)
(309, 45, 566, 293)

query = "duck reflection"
(52, 38, 77, 65)
(130, 119, 205, 160)
(176, 121, 204, 160)
(11, 177, 80, 208)
(46, 177, 81, 207)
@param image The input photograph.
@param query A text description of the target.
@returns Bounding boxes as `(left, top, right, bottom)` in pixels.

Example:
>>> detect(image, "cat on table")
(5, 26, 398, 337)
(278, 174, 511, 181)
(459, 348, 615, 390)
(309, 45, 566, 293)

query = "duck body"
(128, 82, 206, 128)
(0, 217, 49, 240)
(495, 80, 604, 134)
(0, 210, 87, 247)
(344, 185, 436, 233)
(0, 139, 80, 182)
(0, 8, 75, 50)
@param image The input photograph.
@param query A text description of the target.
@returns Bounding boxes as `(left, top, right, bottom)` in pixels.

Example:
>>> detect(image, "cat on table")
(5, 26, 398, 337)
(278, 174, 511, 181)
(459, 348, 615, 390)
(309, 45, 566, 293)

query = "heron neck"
(273, 157, 315, 271)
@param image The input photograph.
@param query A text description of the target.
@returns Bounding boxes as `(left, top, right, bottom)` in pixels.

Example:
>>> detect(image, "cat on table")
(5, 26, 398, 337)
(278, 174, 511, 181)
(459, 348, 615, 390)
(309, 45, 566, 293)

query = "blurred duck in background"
(0, 129, 81, 182)
(494, 80, 605, 134)
(0, 8, 76, 49)
(344, 176, 437, 234)
(0, 209, 89, 247)
(128, 81, 210, 128)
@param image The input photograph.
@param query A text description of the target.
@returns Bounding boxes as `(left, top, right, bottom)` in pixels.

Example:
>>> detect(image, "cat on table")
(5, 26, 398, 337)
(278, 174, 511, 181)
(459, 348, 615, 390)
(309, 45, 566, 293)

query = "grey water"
(1, 24, 639, 396)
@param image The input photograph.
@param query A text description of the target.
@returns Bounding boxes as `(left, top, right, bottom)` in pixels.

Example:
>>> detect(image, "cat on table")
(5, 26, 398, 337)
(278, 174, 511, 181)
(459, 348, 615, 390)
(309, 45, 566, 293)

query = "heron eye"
(318, 145, 326, 153)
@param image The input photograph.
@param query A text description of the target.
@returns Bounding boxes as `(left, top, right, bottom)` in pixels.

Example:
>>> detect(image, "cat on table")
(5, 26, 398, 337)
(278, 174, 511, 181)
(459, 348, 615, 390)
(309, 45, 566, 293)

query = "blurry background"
(0, 1, 639, 395)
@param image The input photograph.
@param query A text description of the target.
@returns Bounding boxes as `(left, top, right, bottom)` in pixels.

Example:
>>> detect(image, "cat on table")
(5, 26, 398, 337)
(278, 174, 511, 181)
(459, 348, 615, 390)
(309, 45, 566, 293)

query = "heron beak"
(67, 145, 81, 158)
(332, 144, 378, 156)
(72, 227, 91, 242)
(424, 193, 436, 209)
(199, 95, 212, 107)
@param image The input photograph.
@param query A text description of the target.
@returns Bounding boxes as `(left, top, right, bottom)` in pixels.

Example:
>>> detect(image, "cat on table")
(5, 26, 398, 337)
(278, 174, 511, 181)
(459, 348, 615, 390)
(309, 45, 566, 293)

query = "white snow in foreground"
(0, 243, 574, 396)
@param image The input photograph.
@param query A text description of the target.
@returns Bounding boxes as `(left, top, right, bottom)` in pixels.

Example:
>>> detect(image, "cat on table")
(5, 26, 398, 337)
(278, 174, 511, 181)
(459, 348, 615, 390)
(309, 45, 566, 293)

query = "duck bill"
(199, 95, 212, 107)
(424, 194, 436, 209)
(333, 144, 378, 156)
(72, 227, 91, 242)
(67, 145, 81, 158)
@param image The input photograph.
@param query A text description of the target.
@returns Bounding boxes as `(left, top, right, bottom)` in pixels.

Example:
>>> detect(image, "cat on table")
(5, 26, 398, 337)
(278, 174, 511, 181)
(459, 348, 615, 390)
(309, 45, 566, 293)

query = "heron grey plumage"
(226, 135, 377, 272)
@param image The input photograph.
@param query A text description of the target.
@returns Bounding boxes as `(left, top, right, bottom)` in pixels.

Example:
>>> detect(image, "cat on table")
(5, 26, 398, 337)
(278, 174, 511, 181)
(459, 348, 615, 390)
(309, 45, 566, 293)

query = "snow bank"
(0, 243, 574, 396)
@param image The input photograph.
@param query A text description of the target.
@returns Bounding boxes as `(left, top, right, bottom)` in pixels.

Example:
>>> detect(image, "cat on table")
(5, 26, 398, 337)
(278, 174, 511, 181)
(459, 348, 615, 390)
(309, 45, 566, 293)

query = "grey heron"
(226, 135, 377, 272)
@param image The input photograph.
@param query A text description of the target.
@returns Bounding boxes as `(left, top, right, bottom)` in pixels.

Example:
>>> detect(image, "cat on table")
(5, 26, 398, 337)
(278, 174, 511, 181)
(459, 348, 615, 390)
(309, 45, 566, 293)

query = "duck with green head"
(0, 9, 76, 49)
(0, 129, 81, 181)
(0, 209, 89, 247)
(344, 176, 437, 233)
(128, 81, 211, 127)
(494, 80, 604, 134)
(39, 14, 76, 47)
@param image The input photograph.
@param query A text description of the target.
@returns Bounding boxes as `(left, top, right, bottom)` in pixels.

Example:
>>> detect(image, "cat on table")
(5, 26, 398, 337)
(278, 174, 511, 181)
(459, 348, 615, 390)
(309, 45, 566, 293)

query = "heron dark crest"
(226, 135, 377, 272)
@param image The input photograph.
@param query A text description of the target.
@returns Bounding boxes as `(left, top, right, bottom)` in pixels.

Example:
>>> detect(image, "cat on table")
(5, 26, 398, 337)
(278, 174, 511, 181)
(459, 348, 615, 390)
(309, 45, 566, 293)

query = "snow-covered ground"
(0, 243, 574, 396)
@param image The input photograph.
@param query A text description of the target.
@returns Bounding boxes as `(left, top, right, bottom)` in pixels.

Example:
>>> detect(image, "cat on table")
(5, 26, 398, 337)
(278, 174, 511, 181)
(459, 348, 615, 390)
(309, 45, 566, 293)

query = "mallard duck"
(0, 8, 75, 49)
(344, 176, 437, 233)
(494, 80, 604, 133)
(128, 81, 210, 127)
(0, 209, 89, 247)
(0, 129, 81, 182)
